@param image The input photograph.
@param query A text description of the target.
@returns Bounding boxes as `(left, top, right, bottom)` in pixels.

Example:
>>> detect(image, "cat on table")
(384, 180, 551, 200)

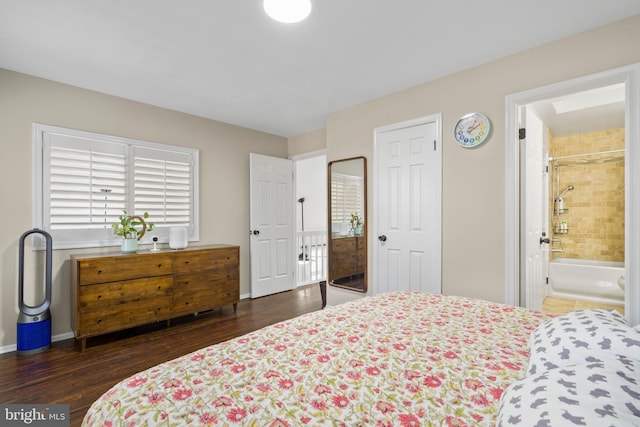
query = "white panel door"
(375, 119, 441, 294)
(250, 153, 295, 298)
(521, 107, 547, 310)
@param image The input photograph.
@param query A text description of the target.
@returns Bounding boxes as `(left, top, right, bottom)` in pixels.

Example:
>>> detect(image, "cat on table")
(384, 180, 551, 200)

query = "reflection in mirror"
(328, 157, 367, 292)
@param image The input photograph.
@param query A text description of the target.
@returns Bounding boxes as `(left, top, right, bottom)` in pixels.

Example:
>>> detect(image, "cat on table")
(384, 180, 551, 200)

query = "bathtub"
(548, 258, 625, 306)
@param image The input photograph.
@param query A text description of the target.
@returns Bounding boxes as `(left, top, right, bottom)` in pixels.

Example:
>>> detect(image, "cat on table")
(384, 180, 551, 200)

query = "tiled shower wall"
(550, 128, 625, 262)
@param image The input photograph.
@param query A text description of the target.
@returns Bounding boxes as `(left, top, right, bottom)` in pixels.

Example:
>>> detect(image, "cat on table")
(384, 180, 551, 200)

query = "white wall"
(295, 155, 327, 232)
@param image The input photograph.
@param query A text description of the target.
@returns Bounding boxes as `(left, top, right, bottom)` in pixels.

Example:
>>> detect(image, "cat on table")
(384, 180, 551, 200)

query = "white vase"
(121, 238, 138, 254)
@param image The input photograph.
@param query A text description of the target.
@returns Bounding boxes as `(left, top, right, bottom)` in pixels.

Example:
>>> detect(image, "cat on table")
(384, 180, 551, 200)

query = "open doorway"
(527, 84, 625, 314)
(505, 63, 640, 325)
(293, 151, 328, 286)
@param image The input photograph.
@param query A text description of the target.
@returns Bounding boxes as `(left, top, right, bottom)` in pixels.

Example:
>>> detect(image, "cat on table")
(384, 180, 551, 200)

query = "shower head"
(559, 185, 574, 198)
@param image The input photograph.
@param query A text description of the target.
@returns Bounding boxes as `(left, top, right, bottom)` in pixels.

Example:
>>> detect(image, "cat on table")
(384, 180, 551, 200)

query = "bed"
(82, 292, 640, 426)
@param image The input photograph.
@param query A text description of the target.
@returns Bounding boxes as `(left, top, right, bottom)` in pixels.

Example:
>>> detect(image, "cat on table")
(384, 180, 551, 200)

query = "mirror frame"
(327, 156, 367, 292)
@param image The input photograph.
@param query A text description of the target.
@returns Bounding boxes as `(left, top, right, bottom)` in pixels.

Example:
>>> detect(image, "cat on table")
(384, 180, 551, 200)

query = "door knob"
(253, 230, 260, 235)
(378, 235, 387, 242)
(539, 232, 550, 244)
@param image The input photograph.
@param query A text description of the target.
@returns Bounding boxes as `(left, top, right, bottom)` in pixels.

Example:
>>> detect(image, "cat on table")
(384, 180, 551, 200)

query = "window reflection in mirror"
(328, 157, 366, 292)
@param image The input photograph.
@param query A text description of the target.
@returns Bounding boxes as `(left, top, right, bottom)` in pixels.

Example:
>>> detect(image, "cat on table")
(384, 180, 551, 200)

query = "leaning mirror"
(328, 156, 367, 292)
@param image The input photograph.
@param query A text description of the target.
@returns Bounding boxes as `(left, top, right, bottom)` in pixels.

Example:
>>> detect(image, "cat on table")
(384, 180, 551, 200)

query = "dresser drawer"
(331, 237, 364, 252)
(332, 238, 355, 252)
(173, 267, 239, 292)
(77, 276, 174, 336)
(172, 247, 239, 273)
(172, 267, 239, 315)
(77, 254, 174, 285)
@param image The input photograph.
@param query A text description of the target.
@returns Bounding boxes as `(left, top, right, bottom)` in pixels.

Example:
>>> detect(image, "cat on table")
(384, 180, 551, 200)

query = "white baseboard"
(0, 331, 75, 355)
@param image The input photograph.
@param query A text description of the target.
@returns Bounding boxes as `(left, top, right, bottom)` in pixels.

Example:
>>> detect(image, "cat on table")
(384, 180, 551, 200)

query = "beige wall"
(3, 13, 640, 348)
(550, 129, 625, 261)
(0, 69, 287, 349)
(287, 127, 326, 157)
(325, 14, 640, 303)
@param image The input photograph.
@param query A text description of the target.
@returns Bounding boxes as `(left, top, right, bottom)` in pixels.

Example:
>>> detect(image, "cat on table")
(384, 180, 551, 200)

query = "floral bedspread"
(83, 292, 550, 426)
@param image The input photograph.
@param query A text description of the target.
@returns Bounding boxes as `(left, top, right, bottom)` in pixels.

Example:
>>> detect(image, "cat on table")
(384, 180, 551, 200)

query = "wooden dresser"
(70, 244, 239, 350)
(329, 236, 365, 281)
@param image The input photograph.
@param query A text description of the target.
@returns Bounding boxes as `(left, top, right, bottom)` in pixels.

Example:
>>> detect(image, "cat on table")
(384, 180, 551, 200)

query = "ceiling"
(531, 85, 626, 137)
(1, 1, 639, 137)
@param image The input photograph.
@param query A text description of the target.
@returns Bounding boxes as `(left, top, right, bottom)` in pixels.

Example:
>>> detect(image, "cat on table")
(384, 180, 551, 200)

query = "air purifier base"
(17, 310, 51, 356)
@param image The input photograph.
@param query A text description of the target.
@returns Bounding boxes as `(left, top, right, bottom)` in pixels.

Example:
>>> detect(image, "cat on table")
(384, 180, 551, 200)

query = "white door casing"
(374, 115, 442, 294)
(521, 106, 547, 310)
(250, 153, 295, 298)
(505, 63, 640, 325)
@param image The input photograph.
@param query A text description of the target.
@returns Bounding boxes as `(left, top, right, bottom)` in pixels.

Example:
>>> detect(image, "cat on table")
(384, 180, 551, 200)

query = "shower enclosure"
(547, 143, 625, 306)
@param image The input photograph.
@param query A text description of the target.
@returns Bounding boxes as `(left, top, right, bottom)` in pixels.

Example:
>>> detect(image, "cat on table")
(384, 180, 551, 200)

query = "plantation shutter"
(330, 173, 363, 224)
(35, 124, 199, 249)
(133, 147, 193, 229)
(44, 132, 127, 246)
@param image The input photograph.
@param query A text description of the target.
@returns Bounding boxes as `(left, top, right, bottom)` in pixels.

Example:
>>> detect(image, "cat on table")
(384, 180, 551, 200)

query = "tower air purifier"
(17, 228, 53, 356)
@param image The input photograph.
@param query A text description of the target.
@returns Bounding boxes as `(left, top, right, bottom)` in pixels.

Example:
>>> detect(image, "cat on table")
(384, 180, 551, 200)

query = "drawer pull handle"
(98, 270, 103, 274)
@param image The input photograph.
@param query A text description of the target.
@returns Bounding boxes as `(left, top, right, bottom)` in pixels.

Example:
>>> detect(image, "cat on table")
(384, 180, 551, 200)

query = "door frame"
(373, 113, 443, 294)
(505, 63, 640, 324)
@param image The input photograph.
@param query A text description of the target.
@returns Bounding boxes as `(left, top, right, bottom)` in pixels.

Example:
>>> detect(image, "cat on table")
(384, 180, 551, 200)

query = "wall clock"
(454, 112, 491, 148)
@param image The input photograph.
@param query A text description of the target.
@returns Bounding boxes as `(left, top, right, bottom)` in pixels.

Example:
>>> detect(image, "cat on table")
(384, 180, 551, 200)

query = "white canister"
(169, 226, 188, 249)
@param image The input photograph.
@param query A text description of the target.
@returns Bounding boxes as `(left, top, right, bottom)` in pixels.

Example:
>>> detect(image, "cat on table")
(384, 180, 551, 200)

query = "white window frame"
(33, 123, 199, 250)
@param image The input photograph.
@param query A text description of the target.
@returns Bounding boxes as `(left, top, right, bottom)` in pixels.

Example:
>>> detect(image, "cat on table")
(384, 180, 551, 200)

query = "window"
(330, 173, 364, 224)
(33, 124, 199, 249)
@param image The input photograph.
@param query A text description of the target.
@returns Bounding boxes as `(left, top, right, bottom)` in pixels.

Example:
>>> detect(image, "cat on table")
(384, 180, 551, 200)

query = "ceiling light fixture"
(263, 0, 312, 23)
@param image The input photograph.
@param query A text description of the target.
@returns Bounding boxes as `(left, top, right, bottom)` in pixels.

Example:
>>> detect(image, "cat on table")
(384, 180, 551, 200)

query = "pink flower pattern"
(83, 292, 550, 426)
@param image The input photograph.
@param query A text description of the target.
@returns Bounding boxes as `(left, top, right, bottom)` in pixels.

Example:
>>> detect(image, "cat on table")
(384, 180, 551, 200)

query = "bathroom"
(536, 83, 626, 312)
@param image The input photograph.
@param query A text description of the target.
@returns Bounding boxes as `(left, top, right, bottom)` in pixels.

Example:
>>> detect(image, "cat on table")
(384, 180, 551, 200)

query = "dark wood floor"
(0, 285, 322, 427)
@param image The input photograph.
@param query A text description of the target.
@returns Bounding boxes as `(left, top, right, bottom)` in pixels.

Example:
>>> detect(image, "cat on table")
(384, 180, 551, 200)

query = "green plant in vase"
(112, 210, 155, 253)
(349, 212, 363, 236)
